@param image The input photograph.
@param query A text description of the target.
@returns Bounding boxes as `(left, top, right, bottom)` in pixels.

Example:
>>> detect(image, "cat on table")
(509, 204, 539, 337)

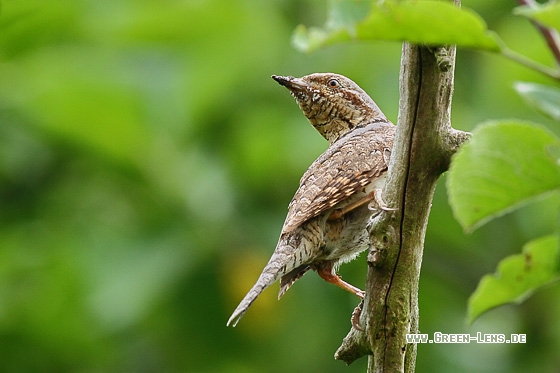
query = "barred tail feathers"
(226, 237, 311, 327)
(227, 276, 272, 327)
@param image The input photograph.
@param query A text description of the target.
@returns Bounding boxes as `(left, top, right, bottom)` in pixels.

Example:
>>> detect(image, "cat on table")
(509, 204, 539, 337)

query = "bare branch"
(335, 40, 470, 371)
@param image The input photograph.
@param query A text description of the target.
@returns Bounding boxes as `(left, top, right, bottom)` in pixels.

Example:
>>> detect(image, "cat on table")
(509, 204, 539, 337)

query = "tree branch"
(335, 41, 470, 373)
(517, 0, 560, 67)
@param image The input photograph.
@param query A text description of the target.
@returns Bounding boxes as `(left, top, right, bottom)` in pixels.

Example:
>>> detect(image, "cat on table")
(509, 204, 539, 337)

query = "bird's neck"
(309, 118, 359, 145)
(303, 103, 387, 145)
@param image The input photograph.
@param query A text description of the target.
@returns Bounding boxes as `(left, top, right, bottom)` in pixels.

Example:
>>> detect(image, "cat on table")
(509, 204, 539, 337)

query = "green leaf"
(325, 0, 371, 32)
(447, 121, 560, 231)
(468, 234, 560, 324)
(293, 0, 501, 53)
(514, 82, 560, 122)
(514, 2, 560, 31)
(292, 0, 370, 52)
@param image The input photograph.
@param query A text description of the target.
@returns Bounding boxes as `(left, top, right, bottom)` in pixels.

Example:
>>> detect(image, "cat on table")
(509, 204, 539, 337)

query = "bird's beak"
(272, 75, 307, 92)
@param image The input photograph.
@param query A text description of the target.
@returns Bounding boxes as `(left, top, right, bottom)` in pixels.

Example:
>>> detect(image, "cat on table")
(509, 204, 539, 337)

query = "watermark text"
(406, 332, 526, 344)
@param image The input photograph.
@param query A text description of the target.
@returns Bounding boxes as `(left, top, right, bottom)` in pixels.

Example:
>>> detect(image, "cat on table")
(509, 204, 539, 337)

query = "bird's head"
(272, 73, 387, 144)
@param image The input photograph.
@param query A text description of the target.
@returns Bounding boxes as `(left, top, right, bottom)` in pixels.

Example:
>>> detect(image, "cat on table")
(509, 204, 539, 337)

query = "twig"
(517, 0, 560, 67)
(501, 45, 560, 80)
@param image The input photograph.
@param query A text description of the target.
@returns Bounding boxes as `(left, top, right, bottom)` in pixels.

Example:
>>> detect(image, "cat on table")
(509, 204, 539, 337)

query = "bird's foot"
(315, 263, 365, 298)
(368, 188, 396, 212)
(351, 299, 365, 331)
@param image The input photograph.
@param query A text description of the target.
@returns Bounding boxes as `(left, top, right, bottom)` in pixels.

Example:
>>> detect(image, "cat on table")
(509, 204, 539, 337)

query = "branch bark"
(335, 39, 471, 373)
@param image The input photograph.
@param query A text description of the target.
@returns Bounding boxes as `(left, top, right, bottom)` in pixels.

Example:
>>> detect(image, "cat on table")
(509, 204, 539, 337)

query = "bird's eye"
(327, 79, 339, 88)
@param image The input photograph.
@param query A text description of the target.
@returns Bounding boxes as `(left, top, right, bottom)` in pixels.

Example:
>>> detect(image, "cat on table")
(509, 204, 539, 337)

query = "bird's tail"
(226, 259, 282, 327)
(227, 238, 308, 327)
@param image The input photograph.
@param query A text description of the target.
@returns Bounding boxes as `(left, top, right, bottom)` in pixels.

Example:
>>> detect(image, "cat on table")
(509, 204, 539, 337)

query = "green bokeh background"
(1, 0, 559, 372)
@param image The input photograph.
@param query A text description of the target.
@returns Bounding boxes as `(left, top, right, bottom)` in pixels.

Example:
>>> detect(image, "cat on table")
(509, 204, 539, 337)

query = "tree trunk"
(335, 37, 470, 372)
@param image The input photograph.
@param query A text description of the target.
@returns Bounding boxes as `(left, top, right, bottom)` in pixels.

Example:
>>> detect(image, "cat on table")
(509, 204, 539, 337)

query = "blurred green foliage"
(467, 234, 559, 324)
(294, 0, 501, 53)
(1, 0, 559, 372)
(449, 121, 560, 231)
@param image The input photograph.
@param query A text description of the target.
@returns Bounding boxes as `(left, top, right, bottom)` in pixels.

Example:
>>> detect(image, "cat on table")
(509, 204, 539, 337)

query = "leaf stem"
(517, 0, 560, 67)
(501, 46, 560, 80)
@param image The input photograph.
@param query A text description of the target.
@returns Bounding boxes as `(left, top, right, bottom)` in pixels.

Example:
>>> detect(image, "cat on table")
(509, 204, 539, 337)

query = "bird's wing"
(281, 122, 395, 234)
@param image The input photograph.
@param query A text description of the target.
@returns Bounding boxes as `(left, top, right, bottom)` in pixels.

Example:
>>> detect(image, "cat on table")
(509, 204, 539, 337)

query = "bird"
(227, 73, 395, 327)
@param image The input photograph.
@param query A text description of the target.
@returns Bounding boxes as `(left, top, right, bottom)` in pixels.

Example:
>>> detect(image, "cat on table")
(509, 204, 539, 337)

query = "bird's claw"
(351, 299, 365, 331)
(368, 188, 396, 212)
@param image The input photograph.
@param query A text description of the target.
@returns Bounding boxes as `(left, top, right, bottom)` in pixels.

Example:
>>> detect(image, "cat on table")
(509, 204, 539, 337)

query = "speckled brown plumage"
(227, 73, 395, 327)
